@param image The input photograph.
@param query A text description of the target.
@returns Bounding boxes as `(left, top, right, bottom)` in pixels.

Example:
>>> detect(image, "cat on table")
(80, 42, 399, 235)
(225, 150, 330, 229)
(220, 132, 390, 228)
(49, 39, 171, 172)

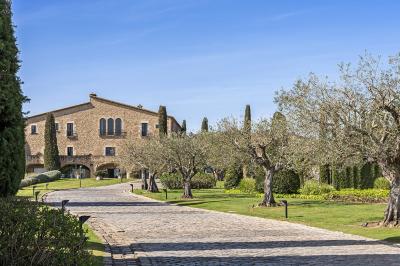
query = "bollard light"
(61, 200, 69, 211)
(281, 200, 288, 219)
(45, 183, 49, 190)
(163, 188, 168, 199)
(79, 215, 90, 233)
(32, 185, 37, 196)
(130, 184, 134, 193)
(35, 191, 40, 202)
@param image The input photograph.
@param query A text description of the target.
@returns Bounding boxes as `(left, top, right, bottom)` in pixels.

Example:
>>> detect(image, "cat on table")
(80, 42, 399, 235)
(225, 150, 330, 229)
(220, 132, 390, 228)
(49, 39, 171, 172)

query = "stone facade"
(25, 94, 181, 177)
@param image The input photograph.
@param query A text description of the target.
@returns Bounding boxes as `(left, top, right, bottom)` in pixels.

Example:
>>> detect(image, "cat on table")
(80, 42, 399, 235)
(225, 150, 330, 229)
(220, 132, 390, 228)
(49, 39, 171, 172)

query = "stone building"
(25, 94, 181, 178)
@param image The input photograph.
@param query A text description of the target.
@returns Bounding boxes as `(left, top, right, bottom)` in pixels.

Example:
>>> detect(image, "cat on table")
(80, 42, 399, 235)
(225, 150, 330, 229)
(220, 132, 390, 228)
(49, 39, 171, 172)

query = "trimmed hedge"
(0, 198, 93, 265)
(159, 172, 216, 189)
(19, 170, 61, 188)
(255, 168, 300, 194)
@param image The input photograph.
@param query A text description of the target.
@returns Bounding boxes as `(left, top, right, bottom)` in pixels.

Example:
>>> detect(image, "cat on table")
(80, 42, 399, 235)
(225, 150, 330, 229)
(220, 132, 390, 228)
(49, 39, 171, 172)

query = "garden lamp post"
(79, 165, 82, 188)
(281, 200, 288, 219)
(61, 199, 69, 212)
(130, 183, 134, 193)
(79, 215, 91, 237)
(32, 185, 37, 197)
(35, 191, 40, 202)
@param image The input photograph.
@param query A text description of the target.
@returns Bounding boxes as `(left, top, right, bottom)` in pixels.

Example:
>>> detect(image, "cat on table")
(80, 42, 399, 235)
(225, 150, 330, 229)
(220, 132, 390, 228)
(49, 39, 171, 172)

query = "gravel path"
(45, 183, 400, 266)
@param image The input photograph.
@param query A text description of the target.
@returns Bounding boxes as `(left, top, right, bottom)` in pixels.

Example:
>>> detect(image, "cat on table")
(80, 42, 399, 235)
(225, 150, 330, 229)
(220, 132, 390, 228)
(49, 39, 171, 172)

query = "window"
(55, 123, 59, 132)
(99, 118, 106, 136)
(115, 118, 122, 136)
(107, 118, 114, 135)
(67, 147, 74, 156)
(66, 123, 74, 136)
(141, 123, 148, 137)
(105, 147, 115, 156)
(31, 125, 37, 134)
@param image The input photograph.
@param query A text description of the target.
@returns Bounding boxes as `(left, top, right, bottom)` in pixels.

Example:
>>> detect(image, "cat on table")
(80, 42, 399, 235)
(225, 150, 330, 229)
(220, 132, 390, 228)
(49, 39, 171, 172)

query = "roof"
(26, 94, 181, 128)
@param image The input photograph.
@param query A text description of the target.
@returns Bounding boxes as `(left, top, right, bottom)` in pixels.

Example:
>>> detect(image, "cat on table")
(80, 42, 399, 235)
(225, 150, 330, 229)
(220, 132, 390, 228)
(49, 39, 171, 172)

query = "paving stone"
(46, 183, 400, 265)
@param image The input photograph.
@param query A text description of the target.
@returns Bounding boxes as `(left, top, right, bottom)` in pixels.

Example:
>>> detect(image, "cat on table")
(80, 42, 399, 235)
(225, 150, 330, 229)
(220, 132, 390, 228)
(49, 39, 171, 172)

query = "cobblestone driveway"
(46, 183, 400, 266)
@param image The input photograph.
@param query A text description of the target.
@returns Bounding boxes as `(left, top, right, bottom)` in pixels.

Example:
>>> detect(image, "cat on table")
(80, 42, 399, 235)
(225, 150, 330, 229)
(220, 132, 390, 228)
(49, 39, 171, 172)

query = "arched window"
(99, 118, 106, 136)
(115, 118, 122, 136)
(107, 118, 114, 135)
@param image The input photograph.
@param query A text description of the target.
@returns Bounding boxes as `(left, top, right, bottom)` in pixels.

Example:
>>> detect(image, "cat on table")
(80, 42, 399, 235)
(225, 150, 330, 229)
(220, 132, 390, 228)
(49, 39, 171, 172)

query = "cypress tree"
(44, 113, 60, 170)
(319, 164, 330, 184)
(181, 120, 187, 134)
(331, 166, 339, 190)
(352, 165, 359, 189)
(158, 105, 167, 138)
(360, 162, 373, 189)
(201, 117, 208, 132)
(0, 0, 27, 196)
(244, 104, 251, 133)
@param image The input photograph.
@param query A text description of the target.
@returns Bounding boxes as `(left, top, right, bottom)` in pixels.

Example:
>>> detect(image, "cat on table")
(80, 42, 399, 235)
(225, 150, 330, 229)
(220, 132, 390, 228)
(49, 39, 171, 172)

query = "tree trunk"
(259, 167, 276, 207)
(182, 178, 193, 198)
(383, 177, 400, 226)
(147, 173, 159, 193)
(141, 170, 148, 190)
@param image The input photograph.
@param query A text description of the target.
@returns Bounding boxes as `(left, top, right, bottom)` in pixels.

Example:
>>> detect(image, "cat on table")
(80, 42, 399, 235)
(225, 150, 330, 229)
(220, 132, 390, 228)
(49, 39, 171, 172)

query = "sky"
(13, 0, 400, 131)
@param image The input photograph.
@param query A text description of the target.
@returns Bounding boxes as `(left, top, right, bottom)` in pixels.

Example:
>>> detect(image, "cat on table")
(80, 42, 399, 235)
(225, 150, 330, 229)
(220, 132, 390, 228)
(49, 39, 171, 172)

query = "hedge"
(19, 170, 61, 188)
(255, 169, 300, 194)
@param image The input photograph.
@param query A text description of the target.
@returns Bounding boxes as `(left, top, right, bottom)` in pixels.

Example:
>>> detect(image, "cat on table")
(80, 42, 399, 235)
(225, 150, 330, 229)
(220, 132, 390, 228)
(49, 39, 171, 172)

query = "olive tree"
(159, 133, 208, 198)
(216, 112, 290, 206)
(121, 138, 164, 192)
(276, 53, 400, 226)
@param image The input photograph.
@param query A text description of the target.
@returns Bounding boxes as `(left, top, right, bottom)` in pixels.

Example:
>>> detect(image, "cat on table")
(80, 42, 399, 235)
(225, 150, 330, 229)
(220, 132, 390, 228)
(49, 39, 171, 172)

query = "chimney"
(137, 104, 143, 109)
(89, 93, 97, 98)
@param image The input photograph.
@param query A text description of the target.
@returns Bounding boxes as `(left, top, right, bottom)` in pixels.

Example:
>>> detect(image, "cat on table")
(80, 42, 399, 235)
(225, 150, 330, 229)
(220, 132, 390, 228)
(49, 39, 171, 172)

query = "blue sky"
(13, 0, 400, 131)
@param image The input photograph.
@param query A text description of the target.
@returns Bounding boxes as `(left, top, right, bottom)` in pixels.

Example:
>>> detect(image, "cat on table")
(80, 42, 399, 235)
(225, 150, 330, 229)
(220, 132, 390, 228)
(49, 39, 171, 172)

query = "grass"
(134, 182, 400, 243)
(17, 177, 127, 265)
(85, 224, 105, 266)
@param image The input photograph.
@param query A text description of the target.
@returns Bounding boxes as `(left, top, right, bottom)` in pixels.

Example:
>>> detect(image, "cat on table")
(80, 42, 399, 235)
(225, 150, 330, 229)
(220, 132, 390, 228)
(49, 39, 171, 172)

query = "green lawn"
(17, 177, 127, 265)
(85, 224, 105, 266)
(134, 184, 400, 243)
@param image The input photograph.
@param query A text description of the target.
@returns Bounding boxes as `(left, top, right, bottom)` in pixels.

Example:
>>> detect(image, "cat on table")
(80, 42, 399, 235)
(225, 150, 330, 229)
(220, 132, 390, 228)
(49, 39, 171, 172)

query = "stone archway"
(96, 162, 123, 178)
(61, 164, 91, 178)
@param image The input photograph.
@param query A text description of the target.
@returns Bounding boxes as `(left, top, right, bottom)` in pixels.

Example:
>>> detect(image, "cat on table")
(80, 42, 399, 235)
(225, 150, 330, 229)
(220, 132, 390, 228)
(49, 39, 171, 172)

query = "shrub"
(160, 172, 216, 189)
(272, 169, 300, 194)
(191, 173, 216, 189)
(300, 180, 335, 195)
(159, 173, 182, 189)
(374, 177, 390, 190)
(94, 169, 108, 178)
(238, 178, 256, 194)
(255, 168, 300, 194)
(224, 164, 243, 189)
(328, 188, 388, 203)
(19, 170, 61, 188)
(0, 198, 93, 265)
(319, 164, 330, 184)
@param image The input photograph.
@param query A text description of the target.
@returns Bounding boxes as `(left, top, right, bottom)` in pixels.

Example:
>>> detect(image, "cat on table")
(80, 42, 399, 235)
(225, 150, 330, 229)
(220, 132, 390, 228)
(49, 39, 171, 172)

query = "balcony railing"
(99, 130, 127, 138)
(67, 132, 78, 139)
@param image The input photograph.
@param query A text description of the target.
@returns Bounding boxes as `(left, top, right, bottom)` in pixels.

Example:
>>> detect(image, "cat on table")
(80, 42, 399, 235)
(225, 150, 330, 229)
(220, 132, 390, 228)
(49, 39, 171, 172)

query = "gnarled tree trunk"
(182, 178, 193, 198)
(141, 170, 148, 190)
(383, 177, 400, 226)
(259, 167, 276, 207)
(147, 173, 159, 193)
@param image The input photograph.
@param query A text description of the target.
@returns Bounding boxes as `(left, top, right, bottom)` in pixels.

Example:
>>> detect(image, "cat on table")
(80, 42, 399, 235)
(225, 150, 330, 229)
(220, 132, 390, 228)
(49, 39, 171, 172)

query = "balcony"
(66, 132, 78, 139)
(99, 130, 127, 138)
